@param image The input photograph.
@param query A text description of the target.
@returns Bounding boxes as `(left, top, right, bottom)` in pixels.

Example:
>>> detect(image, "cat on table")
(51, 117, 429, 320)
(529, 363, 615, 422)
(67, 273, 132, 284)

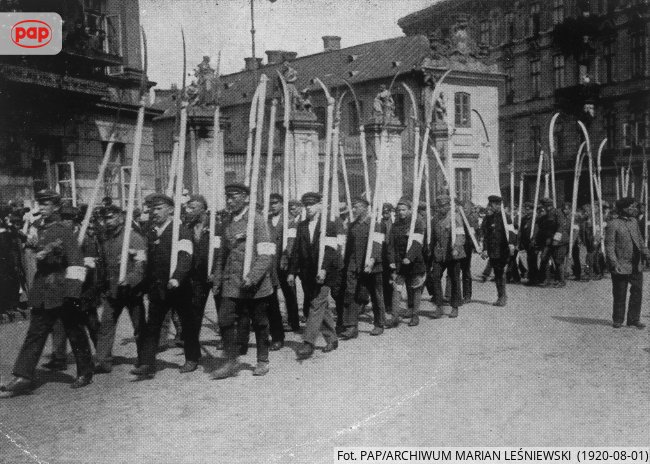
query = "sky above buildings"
(139, 0, 434, 89)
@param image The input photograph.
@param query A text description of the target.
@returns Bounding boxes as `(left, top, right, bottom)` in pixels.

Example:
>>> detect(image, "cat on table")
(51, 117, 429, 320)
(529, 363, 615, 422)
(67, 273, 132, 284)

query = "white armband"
(553, 232, 562, 241)
(257, 242, 276, 255)
(178, 239, 194, 255)
(572, 224, 580, 230)
(372, 232, 385, 243)
(131, 249, 147, 262)
(286, 228, 297, 238)
(212, 236, 222, 249)
(65, 265, 87, 281)
(323, 236, 338, 249)
(455, 227, 465, 235)
(83, 257, 96, 268)
(337, 234, 346, 246)
(411, 232, 424, 244)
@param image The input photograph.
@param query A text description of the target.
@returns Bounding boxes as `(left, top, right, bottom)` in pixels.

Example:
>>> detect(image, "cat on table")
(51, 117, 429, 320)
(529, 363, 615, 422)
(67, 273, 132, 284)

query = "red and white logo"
(11, 19, 52, 48)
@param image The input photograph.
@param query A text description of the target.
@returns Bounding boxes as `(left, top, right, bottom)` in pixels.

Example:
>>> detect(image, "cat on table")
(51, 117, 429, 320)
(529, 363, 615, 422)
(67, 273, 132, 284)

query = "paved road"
(1, 273, 649, 464)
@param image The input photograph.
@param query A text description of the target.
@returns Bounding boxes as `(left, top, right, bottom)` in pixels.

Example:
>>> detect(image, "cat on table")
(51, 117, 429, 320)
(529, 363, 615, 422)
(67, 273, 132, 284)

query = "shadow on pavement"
(552, 316, 611, 326)
(34, 368, 77, 385)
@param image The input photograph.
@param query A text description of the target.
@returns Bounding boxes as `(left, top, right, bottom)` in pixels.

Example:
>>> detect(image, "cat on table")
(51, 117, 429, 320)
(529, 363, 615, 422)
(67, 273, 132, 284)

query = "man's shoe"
(130, 365, 155, 379)
(94, 363, 112, 374)
(335, 325, 344, 335)
(296, 342, 315, 359)
(385, 316, 400, 328)
(179, 361, 198, 373)
(627, 321, 646, 329)
(449, 307, 459, 318)
(0, 376, 33, 397)
(270, 340, 284, 351)
(210, 360, 239, 380)
(339, 327, 358, 340)
(252, 361, 270, 376)
(238, 345, 249, 355)
(493, 297, 507, 307)
(432, 306, 444, 319)
(42, 359, 67, 371)
(408, 314, 420, 326)
(322, 340, 338, 353)
(369, 326, 384, 336)
(613, 322, 623, 328)
(70, 375, 93, 389)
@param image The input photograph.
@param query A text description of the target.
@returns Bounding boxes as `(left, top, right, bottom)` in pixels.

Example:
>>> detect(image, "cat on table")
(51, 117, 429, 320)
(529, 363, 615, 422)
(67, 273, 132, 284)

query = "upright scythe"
(401, 82, 422, 252)
(549, 112, 560, 207)
(596, 138, 607, 254)
(276, 70, 292, 254)
(208, 52, 225, 278)
(530, 151, 544, 241)
(242, 74, 268, 279)
(244, 83, 262, 187)
(119, 27, 148, 283)
(578, 121, 597, 250)
(261, 99, 278, 219)
(312, 78, 335, 271)
(342, 79, 371, 201)
(568, 142, 587, 261)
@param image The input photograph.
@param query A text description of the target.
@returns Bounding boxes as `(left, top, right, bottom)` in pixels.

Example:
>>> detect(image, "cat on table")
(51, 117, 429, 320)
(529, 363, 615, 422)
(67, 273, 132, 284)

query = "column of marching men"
(1, 185, 647, 397)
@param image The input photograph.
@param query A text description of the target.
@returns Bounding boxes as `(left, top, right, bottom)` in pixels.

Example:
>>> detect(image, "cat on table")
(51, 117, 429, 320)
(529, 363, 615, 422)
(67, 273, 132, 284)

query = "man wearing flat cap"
(93, 204, 147, 374)
(132, 193, 194, 379)
(518, 201, 539, 284)
(1, 190, 94, 397)
(480, 195, 514, 306)
(210, 183, 275, 379)
(340, 196, 387, 339)
(536, 197, 570, 287)
(288, 192, 341, 358)
(605, 198, 649, 328)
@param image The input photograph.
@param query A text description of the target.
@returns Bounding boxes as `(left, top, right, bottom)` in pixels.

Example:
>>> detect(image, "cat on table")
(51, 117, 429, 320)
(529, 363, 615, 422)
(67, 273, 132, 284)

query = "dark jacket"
(144, 220, 193, 295)
(605, 215, 650, 274)
(387, 216, 426, 275)
(481, 212, 510, 260)
(344, 214, 383, 274)
(431, 209, 466, 262)
(537, 207, 570, 247)
(98, 225, 146, 298)
(288, 214, 340, 289)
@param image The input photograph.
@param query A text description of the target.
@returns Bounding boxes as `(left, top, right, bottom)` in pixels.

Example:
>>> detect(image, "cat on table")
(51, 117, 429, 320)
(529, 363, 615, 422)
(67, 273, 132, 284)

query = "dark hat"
(35, 189, 61, 203)
(352, 196, 370, 207)
(487, 195, 502, 204)
(539, 198, 553, 207)
(382, 202, 394, 212)
(270, 193, 283, 203)
(616, 197, 635, 210)
(101, 204, 123, 217)
(225, 183, 250, 196)
(187, 194, 208, 209)
(288, 199, 302, 207)
(301, 192, 321, 205)
(396, 197, 412, 209)
(60, 204, 79, 220)
(145, 193, 174, 207)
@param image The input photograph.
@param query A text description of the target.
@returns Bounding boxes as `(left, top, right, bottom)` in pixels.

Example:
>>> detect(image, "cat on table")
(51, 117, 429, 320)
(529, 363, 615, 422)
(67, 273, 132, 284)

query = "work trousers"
(391, 274, 424, 317)
(490, 258, 508, 299)
(218, 296, 270, 362)
(382, 268, 394, 313)
(50, 300, 99, 361)
(343, 270, 386, 328)
(302, 283, 337, 345)
(430, 260, 462, 308)
(278, 268, 300, 330)
(13, 304, 93, 380)
(267, 288, 285, 343)
(460, 254, 473, 300)
(183, 279, 210, 363)
(95, 294, 144, 366)
(540, 245, 568, 284)
(611, 272, 643, 325)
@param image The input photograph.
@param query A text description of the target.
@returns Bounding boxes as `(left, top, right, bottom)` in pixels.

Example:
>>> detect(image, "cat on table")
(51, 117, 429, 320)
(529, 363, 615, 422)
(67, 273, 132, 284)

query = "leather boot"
(210, 359, 239, 380)
(432, 305, 444, 319)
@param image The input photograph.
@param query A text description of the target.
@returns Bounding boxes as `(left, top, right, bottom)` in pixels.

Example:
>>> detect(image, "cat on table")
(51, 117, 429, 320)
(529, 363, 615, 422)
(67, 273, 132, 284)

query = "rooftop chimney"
(266, 50, 284, 65)
(322, 36, 341, 52)
(244, 57, 263, 71)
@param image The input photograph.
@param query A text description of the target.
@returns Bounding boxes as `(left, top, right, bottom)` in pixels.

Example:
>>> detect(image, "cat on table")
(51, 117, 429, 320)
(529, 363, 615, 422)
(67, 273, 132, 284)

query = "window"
(393, 93, 405, 125)
(55, 161, 77, 206)
(631, 33, 646, 78)
(505, 13, 515, 42)
(553, 55, 566, 89)
(531, 125, 541, 158)
(455, 168, 472, 203)
(623, 122, 636, 148)
(530, 59, 541, 98)
(605, 112, 617, 149)
(490, 15, 500, 46)
(454, 92, 471, 128)
(348, 100, 364, 134)
(552, 0, 565, 24)
(480, 20, 490, 46)
(603, 41, 615, 83)
(528, 3, 540, 37)
(314, 107, 327, 139)
(505, 65, 515, 103)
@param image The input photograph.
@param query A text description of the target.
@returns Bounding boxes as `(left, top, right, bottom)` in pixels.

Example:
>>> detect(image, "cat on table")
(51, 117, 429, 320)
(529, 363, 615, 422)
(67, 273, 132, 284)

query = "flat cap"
(270, 193, 283, 202)
(352, 196, 370, 207)
(396, 197, 412, 209)
(382, 202, 395, 212)
(616, 197, 635, 210)
(145, 193, 174, 207)
(187, 194, 208, 209)
(60, 204, 80, 220)
(288, 199, 302, 207)
(301, 192, 322, 205)
(35, 189, 61, 203)
(225, 183, 250, 196)
(487, 195, 502, 204)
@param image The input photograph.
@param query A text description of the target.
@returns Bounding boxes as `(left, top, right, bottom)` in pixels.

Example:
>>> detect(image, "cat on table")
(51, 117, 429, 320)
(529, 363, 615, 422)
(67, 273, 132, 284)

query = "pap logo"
(0, 13, 62, 55)
(11, 20, 52, 48)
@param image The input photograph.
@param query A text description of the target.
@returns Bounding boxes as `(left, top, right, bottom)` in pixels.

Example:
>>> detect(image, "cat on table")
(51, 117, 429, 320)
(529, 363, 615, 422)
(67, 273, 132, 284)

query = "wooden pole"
(208, 106, 225, 277)
(169, 101, 188, 279)
(549, 112, 560, 208)
(244, 85, 261, 187)
(276, 70, 292, 254)
(517, 173, 524, 232)
(510, 141, 515, 222)
(330, 122, 341, 222)
(530, 151, 544, 241)
(568, 142, 587, 261)
(262, 99, 278, 220)
(166, 137, 179, 197)
(339, 141, 353, 222)
(243, 75, 268, 279)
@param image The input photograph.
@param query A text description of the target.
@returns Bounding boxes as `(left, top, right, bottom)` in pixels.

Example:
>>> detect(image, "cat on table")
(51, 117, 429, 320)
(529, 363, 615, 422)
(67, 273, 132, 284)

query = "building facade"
(399, 0, 649, 205)
(0, 0, 161, 207)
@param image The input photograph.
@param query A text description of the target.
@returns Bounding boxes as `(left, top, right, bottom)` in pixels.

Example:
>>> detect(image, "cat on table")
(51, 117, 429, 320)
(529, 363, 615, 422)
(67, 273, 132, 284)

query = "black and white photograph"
(0, 1, 648, 463)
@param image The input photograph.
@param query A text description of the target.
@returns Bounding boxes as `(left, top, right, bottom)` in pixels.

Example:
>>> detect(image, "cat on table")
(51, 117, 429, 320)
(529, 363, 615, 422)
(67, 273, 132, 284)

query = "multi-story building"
(154, 34, 504, 205)
(0, 0, 161, 207)
(399, 0, 649, 205)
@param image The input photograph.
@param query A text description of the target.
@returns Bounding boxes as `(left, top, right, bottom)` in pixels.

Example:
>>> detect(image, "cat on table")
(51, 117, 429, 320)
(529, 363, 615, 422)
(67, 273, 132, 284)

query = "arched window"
(454, 92, 471, 128)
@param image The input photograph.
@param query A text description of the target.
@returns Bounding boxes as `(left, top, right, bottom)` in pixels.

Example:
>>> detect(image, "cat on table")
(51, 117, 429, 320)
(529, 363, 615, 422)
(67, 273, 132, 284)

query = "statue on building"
(279, 61, 303, 112)
(187, 56, 220, 107)
(296, 88, 313, 113)
(372, 84, 397, 124)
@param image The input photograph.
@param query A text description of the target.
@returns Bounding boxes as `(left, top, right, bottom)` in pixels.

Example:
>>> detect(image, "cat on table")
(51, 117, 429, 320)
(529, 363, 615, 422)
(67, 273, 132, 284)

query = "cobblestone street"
(1, 271, 649, 464)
